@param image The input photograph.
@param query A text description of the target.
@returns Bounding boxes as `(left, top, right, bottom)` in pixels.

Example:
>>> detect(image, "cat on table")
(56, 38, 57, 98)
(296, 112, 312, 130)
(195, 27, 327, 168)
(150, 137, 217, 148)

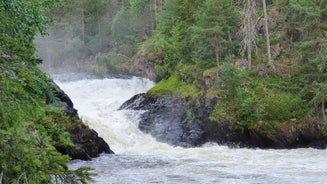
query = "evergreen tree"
(191, 0, 238, 68)
(0, 0, 59, 62)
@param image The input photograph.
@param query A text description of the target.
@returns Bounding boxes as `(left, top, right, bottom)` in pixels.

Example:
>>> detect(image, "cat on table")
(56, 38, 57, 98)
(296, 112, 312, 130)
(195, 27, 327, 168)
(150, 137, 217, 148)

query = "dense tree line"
(39, 0, 327, 141)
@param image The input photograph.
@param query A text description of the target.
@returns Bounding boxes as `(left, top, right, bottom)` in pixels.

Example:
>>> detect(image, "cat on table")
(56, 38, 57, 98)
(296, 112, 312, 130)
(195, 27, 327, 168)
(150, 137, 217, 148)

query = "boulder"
(57, 124, 114, 160)
(120, 93, 206, 147)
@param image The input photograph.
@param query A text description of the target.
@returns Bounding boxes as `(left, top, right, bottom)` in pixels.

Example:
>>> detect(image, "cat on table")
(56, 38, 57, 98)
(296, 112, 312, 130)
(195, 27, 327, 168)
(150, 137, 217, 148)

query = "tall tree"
(241, 0, 257, 69)
(262, 0, 274, 69)
(191, 0, 238, 68)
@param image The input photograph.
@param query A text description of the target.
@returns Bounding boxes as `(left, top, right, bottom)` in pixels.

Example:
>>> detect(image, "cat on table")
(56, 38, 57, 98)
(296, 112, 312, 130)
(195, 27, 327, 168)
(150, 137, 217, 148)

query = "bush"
(258, 92, 307, 120)
(218, 63, 241, 98)
(234, 88, 258, 123)
(149, 73, 200, 99)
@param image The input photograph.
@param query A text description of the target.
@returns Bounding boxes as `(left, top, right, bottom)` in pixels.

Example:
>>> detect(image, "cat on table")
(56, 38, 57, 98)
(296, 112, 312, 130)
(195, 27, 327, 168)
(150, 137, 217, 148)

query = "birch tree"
(241, 0, 257, 69)
(312, 83, 327, 124)
(262, 0, 274, 69)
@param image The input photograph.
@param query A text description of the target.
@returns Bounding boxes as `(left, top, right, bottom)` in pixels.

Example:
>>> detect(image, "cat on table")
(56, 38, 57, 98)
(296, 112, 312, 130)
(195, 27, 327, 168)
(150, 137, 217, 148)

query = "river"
(54, 74, 327, 184)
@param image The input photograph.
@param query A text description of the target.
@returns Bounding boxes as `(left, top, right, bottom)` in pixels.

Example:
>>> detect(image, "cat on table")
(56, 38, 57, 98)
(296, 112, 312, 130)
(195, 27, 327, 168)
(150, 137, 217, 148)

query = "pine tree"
(191, 0, 238, 68)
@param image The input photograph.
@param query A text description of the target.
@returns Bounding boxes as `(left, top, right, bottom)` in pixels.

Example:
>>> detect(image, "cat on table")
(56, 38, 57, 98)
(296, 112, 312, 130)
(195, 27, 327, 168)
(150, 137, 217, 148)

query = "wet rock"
(121, 92, 327, 149)
(119, 93, 157, 110)
(120, 94, 206, 147)
(57, 124, 114, 160)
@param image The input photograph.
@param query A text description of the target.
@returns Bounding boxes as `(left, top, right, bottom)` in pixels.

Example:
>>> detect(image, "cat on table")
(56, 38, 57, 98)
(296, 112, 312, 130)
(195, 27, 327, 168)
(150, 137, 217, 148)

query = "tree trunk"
(323, 102, 326, 123)
(241, 0, 257, 70)
(213, 35, 220, 66)
(247, 46, 252, 69)
(262, 0, 274, 69)
(81, 0, 85, 43)
(154, 0, 158, 29)
(215, 46, 220, 66)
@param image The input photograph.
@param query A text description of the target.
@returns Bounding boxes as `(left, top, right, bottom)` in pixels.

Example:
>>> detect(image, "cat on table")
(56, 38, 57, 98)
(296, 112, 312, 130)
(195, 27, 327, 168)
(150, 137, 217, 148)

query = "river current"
(54, 74, 327, 184)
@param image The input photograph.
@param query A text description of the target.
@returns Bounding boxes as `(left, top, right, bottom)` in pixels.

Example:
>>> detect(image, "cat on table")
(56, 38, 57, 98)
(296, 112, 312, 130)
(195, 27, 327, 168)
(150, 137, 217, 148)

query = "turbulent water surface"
(54, 74, 327, 184)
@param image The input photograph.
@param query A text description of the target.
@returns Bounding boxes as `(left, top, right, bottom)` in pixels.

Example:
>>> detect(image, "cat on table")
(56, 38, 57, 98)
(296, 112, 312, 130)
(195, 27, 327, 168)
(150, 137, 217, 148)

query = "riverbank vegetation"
(0, 0, 95, 183)
(39, 0, 327, 145)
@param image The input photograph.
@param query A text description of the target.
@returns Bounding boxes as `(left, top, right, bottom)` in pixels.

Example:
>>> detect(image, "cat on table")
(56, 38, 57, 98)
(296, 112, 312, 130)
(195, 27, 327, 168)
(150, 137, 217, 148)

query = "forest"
(1, 0, 327, 183)
(41, 0, 327, 134)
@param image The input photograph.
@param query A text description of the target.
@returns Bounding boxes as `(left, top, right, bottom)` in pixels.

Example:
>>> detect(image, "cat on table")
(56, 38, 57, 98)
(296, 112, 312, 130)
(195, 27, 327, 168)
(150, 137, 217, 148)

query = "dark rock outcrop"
(57, 124, 114, 160)
(120, 93, 327, 149)
(120, 93, 240, 147)
(120, 93, 205, 147)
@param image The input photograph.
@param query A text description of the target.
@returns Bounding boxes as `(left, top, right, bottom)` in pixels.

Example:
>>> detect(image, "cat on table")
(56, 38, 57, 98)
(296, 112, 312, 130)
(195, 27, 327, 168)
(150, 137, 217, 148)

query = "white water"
(55, 75, 327, 184)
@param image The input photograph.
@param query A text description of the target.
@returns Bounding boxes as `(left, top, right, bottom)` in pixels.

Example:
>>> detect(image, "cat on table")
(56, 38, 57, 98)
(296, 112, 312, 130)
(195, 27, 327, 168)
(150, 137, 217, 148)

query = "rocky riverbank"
(120, 93, 327, 149)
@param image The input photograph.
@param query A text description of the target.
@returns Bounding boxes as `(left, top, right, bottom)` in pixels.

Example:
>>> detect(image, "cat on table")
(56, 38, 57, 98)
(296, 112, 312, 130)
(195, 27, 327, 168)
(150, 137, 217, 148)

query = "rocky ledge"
(120, 93, 327, 149)
(119, 93, 237, 147)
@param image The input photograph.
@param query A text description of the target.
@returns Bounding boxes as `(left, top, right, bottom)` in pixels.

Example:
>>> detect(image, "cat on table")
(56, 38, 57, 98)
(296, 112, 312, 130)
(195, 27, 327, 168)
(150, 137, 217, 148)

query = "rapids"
(54, 74, 327, 184)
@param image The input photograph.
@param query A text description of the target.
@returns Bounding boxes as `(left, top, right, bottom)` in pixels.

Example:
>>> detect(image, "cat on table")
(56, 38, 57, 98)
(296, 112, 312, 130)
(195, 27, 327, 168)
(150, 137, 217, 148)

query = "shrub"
(218, 63, 241, 98)
(258, 91, 307, 120)
(234, 88, 258, 123)
(149, 73, 200, 99)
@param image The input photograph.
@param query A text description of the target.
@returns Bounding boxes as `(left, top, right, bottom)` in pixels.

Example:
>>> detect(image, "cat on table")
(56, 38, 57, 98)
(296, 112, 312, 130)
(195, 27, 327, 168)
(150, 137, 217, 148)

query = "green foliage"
(218, 63, 241, 98)
(315, 32, 327, 73)
(258, 91, 307, 121)
(0, 60, 94, 183)
(32, 0, 327, 141)
(191, 0, 239, 67)
(0, 0, 59, 61)
(234, 88, 258, 123)
(149, 73, 201, 99)
(312, 83, 327, 107)
(111, 7, 135, 47)
(284, 0, 320, 37)
(209, 102, 235, 123)
(311, 82, 327, 121)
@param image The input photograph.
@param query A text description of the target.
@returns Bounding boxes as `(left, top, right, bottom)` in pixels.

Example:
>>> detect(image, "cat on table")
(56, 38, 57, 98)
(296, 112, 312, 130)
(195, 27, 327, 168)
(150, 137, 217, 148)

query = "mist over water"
(53, 74, 327, 184)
